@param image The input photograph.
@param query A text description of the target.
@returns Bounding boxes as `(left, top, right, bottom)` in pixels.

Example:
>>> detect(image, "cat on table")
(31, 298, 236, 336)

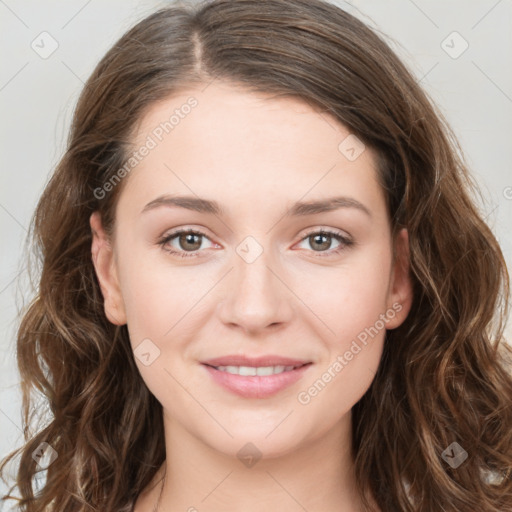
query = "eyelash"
(157, 228, 354, 259)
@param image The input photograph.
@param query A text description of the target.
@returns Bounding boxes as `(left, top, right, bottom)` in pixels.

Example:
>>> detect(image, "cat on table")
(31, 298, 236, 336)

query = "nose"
(216, 246, 295, 335)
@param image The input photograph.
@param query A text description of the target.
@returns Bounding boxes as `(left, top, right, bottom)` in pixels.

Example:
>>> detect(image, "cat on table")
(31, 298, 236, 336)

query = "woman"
(1, 0, 511, 511)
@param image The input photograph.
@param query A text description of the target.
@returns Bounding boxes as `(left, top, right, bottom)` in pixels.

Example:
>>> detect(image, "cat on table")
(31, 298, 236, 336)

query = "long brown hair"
(1, 0, 511, 510)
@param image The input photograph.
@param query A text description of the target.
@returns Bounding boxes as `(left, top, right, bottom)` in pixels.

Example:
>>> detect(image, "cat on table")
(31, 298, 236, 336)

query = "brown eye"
(177, 232, 203, 251)
(158, 229, 214, 258)
(309, 233, 334, 251)
(296, 229, 354, 257)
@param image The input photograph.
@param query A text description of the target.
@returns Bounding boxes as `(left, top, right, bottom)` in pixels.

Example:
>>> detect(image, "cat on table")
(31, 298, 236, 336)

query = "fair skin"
(90, 81, 412, 511)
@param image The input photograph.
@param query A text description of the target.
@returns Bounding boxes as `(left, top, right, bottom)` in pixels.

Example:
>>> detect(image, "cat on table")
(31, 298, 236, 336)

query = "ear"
(385, 227, 413, 329)
(90, 211, 127, 326)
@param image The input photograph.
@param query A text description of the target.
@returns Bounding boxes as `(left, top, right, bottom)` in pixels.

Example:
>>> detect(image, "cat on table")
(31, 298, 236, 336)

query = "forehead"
(120, 81, 385, 222)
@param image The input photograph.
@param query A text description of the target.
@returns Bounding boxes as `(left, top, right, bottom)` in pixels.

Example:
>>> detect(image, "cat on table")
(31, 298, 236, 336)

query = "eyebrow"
(141, 194, 372, 218)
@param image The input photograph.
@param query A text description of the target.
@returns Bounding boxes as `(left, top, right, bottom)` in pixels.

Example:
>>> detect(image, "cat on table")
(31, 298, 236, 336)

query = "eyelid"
(299, 226, 351, 240)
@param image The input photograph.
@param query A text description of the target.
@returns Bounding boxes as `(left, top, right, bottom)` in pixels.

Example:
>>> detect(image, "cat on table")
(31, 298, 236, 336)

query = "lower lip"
(202, 363, 312, 399)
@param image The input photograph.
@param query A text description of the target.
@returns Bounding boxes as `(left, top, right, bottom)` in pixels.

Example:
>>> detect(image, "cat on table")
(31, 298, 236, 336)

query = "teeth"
(215, 365, 297, 376)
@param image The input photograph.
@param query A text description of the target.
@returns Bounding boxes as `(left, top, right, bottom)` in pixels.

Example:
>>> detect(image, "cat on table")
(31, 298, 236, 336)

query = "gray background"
(1, 0, 511, 506)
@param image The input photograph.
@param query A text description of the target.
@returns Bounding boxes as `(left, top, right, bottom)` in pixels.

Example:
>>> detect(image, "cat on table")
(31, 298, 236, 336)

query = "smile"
(201, 362, 312, 398)
(210, 364, 303, 376)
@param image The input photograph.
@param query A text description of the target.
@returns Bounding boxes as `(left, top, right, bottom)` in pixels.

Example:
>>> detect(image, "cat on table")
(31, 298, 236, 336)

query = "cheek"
(292, 246, 391, 408)
(296, 245, 392, 345)
(117, 259, 201, 402)
(117, 245, 209, 344)
(295, 335, 384, 436)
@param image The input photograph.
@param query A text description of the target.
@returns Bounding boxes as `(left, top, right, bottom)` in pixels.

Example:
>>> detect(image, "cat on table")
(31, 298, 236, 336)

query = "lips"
(200, 355, 313, 398)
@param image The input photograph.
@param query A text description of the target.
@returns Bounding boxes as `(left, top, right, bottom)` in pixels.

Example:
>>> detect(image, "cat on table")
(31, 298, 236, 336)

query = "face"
(90, 81, 412, 459)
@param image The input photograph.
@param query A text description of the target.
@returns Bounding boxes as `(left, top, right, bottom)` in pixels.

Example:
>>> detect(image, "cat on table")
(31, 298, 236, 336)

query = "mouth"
(202, 362, 309, 376)
(200, 356, 313, 398)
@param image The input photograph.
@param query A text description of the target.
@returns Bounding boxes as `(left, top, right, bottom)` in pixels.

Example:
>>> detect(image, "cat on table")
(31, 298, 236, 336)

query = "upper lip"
(201, 355, 312, 368)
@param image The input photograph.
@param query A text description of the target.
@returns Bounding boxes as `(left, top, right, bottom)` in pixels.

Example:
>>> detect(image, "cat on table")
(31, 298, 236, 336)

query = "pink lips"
(201, 355, 313, 399)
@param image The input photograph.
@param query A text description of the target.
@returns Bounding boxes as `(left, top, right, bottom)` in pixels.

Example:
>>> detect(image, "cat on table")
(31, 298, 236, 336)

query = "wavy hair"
(1, 0, 511, 510)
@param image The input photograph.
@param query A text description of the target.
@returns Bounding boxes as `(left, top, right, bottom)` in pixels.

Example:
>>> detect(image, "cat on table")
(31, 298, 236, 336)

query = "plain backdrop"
(1, 0, 511, 507)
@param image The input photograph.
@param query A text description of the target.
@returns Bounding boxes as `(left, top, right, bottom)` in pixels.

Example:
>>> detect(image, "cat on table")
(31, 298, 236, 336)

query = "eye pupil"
(180, 233, 202, 251)
(310, 233, 331, 251)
